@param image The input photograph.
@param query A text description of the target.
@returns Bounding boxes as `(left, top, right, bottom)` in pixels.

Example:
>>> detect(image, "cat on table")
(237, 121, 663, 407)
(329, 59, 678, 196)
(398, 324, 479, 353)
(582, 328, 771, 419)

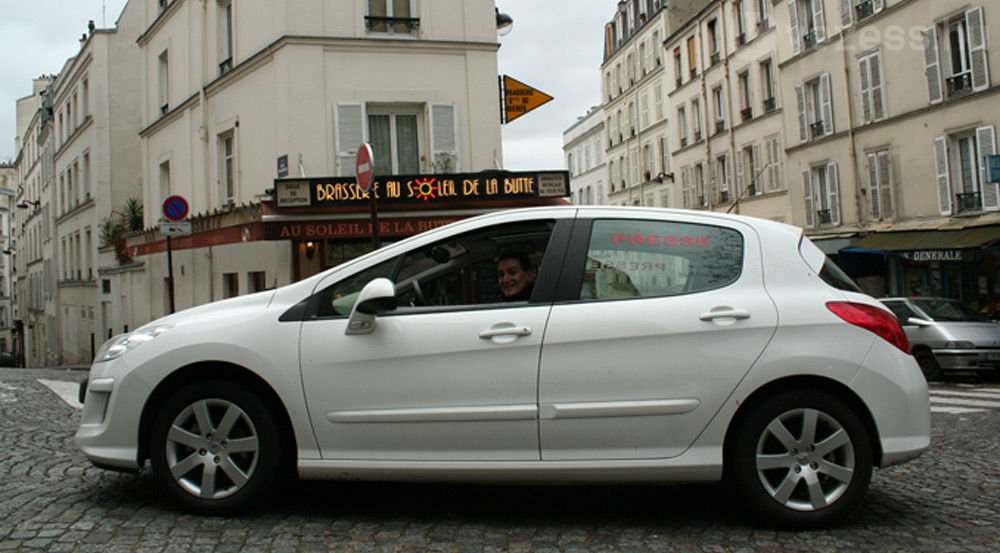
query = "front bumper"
(74, 359, 152, 471)
(933, 348, 1000, 371)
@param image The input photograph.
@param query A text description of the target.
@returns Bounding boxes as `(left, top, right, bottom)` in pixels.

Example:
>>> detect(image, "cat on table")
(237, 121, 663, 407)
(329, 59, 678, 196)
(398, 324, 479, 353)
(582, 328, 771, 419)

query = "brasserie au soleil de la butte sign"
(275, 171, 569, 209)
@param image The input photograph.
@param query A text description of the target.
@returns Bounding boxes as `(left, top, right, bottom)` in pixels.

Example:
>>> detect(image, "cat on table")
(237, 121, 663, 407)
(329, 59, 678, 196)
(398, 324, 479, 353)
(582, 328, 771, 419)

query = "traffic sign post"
(500, 75, 555, 124)
(357, 144, 381, 249)
(161, 195, 190, 314)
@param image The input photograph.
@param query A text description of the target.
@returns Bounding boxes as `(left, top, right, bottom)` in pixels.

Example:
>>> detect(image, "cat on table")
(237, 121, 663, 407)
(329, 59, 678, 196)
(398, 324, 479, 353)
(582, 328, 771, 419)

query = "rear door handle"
(699, 309, 751, 321)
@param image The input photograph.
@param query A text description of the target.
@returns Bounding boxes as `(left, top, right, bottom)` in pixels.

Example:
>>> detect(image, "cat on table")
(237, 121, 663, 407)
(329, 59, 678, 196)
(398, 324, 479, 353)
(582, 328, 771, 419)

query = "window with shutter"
(933, 136, 952, 215)
(336, 103, 365, 177)
(430, 104, 458, 173)
(828, 163, 841, 225)
(977, 126, 998, 210)
(803, 170, 814, 227)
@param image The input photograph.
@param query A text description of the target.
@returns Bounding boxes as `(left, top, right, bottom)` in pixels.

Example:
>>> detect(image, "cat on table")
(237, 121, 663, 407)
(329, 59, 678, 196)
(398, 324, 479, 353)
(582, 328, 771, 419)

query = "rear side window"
(799, 237, 862, 293)
(579, 219, 743, 300)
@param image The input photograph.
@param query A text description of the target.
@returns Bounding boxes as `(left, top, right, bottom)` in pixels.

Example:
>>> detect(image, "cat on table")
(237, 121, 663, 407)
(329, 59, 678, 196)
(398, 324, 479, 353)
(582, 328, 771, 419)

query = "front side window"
(314, 220, 555, 317)
(579, 219, 743, 300)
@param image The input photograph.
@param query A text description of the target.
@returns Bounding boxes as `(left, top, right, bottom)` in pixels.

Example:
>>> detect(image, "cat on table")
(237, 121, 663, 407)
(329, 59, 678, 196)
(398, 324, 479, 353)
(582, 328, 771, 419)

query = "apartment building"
(126, 0, 511, 325)
(602, 0, 685, 207)
(13, 77, 56, 366)
(49, 5, 144, 363)
(563, 106, 607, 205)
(666, 0, 787, 220)
(0, 164, 13, 354)
(776, 0, 1000, 303)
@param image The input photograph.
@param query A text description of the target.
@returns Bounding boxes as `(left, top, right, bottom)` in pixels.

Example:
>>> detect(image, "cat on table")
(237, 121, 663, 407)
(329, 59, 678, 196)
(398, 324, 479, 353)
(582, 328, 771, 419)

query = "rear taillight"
(827, 301, 911, 353)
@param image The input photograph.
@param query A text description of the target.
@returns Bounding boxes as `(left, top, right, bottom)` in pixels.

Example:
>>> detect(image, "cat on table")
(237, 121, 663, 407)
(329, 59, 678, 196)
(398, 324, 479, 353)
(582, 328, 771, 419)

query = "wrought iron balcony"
(803, 31, 817, 50)
(719, 190, 730, 203)
(763, 97, 777, 112)
(694, 130, 703, 142)
(741, 107, 753, 122)
(715, 120, 726, 134)
(811, 121, 826, 139)
(365, 16, 420, 33)
(855, 0, 875, 21)
(680, 136, 688, 148)
(710, 51, 721, 66)
(736, 33, 746, 47)
(757, 19, 770, 33)
(956, 191, 982, 213)
(816, 209, 832, 225)
(946, 72, 973, 98)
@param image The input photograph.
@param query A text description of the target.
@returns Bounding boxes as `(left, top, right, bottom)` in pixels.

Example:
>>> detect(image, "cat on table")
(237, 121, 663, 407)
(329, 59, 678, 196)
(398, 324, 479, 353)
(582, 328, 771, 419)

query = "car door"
(299, 213, 573, 461)
(538, 212, 778, 460)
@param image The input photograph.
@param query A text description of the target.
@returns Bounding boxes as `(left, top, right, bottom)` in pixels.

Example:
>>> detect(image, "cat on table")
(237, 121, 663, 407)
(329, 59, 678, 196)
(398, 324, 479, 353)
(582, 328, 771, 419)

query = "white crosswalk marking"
(37, 379, 84, 410)
(929, 385, 1000, 414)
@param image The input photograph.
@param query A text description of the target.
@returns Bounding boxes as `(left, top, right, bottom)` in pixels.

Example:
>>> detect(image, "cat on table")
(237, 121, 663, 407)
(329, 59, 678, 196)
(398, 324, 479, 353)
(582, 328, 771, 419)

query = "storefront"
(838, 226, 1000, 313)
(264, 170, 572, 280)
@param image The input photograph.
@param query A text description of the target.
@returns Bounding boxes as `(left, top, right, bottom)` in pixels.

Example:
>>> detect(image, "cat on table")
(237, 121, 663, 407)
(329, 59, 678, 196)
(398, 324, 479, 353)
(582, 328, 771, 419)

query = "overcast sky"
(0, 0, 611, 171)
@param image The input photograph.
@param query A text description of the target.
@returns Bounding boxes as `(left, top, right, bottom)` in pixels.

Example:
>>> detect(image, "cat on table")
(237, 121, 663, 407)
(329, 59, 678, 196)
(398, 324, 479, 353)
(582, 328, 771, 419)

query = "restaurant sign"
(274, 170, 569, 209)
(901, 249, 970, 262)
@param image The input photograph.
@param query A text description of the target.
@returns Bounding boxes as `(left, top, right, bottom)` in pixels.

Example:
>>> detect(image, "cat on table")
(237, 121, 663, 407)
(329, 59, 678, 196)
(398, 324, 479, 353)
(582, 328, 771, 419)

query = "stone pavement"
(1, 367, 998, 552)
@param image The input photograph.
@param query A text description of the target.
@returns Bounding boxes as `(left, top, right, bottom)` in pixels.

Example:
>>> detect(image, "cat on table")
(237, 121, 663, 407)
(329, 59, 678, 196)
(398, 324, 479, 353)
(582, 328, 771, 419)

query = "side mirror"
(346, 278, 397, 335)
(906, 317, 932, 327)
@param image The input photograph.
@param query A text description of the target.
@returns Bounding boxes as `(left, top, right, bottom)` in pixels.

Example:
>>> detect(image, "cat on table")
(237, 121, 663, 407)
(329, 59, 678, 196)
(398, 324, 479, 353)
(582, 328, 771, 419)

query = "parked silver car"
(880, 297, 1000, 380)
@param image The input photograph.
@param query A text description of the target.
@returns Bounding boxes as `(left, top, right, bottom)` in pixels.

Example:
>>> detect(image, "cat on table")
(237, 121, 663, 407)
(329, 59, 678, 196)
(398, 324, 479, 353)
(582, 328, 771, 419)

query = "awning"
(846, 226, 1000, 251)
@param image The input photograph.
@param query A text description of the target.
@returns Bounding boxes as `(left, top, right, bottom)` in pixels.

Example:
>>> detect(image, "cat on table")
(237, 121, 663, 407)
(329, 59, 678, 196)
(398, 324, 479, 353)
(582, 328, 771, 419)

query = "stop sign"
(356, 143, 374, 194)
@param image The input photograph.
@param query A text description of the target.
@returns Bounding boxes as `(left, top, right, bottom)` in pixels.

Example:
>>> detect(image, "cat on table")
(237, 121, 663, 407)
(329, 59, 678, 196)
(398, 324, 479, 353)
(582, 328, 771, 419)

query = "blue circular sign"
(162, 195, 189, 222)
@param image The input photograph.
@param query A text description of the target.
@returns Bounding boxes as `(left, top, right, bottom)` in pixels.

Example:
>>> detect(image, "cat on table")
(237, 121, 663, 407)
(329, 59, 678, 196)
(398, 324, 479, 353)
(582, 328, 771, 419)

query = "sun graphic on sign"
(413, 178, 439, 201)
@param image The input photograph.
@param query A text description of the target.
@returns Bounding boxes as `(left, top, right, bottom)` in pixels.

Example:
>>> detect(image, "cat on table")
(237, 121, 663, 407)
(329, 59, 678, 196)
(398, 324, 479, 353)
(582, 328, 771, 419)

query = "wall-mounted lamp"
(2, 249, 13, 256)
(495, 8, 514, 36)
(304, 241, 316, 261)
(651, 172, 675, 183)
(16, 200, 41, 210)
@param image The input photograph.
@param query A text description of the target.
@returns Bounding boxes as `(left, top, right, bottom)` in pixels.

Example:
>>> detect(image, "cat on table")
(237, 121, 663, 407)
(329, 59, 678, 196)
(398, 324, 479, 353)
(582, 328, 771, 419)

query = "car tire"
(149, 380, 282, 515)
(725, 389, 873, 529)
(914, 349, 943, 381)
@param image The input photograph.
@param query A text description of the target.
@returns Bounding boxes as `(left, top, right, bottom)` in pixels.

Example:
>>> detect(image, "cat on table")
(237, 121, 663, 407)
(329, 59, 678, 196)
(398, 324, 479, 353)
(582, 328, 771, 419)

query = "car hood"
(135, 290, 278, 331)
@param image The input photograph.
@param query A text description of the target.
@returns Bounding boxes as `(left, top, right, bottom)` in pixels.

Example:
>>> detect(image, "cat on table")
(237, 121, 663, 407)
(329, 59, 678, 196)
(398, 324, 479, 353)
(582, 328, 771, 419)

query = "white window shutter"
(820, 73, 834, 135)
(724, 153, 732, 195)
(923, 27, 943, 104)
(813, 0, 827, 43)
(977, 126, 998, 211)
(751, 143, 762, 193)
(867, 152, 880, 219)
(335, 103, 365, 177)
(803, 169, 814, 227)
(878, 150, 893, 218)
(839, 0, 852, 29)
(967, 7, 990, 92)
(870, 52, 886, 120)
(796, 84, 808, 142)
(767, 137, 781, 191)
(934, 136, 952, 215)
(430, 103, 459, 173)
(736, 149, 746, 196)
(788, 0, 801, 55)
(828, 162, 841, 225)
(859, 57, 873, 123)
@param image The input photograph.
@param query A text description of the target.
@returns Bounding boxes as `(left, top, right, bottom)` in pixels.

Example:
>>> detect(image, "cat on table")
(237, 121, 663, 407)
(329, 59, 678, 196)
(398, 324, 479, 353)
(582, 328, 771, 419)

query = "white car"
(76, 207, 929, 528)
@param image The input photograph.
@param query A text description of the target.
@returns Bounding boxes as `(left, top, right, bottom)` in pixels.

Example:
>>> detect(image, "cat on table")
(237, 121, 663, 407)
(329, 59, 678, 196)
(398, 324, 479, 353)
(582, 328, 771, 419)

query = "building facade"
(775, 0, 1000, 305)
(0, 164, 14, 355)
(563, 105, 607, 205)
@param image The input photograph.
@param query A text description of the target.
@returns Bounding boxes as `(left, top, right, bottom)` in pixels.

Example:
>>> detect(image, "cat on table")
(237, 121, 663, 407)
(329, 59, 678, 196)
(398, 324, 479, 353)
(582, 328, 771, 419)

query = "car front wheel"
(149, 381, 282, 515)
(726, 389, 873, 528)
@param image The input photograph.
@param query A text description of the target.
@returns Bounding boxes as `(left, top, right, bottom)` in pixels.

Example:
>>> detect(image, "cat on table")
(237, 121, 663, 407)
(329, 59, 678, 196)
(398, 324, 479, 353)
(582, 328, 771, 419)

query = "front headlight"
(94, 325, 173, 363)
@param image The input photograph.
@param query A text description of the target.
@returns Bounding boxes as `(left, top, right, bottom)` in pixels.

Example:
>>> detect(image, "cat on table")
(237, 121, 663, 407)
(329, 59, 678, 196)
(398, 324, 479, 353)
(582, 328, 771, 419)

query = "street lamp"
(495, 8, 514, 36)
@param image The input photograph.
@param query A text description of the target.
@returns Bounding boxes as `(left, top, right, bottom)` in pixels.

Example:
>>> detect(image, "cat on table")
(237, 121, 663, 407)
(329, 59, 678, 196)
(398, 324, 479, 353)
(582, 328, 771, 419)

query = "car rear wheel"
(914, 349, 943, 381)
(726, 389, 873, 529)
(150, 381, 282, 515)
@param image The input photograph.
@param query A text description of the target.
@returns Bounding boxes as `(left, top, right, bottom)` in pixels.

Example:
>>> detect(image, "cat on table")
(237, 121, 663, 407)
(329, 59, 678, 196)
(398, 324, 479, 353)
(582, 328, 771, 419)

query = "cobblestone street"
(1, 368, 998, 552)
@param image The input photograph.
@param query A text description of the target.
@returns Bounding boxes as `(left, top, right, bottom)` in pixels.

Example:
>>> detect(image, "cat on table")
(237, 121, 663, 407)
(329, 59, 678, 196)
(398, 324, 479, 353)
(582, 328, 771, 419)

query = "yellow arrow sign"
(503, 75, 555, 124)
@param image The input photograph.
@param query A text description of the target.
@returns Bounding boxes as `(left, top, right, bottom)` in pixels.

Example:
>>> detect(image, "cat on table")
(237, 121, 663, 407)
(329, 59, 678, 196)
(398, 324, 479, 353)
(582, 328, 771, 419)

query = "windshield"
(912, 299, 990, 322)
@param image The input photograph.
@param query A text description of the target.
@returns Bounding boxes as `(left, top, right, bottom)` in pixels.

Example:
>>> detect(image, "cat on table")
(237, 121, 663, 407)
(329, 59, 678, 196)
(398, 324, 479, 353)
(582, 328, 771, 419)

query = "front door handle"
(479, 325, 532, 339)
(699, 308, 751, 321)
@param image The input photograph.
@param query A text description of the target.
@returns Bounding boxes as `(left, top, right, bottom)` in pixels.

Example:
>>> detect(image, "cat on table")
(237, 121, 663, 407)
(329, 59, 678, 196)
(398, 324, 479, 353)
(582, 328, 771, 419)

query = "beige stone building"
(665, 0, 788, 220)
(775, 0, 1000, 304)
(0, 164, 14, 355)
(563, 105, 607, 205)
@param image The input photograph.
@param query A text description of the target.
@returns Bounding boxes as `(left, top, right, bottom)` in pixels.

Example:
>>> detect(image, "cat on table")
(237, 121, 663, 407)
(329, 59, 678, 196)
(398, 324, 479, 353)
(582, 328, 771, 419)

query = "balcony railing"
(811, 121, 826, 139)
(364, 16, 420, 33)
(219, 57, 233, 75)
(715, 120, 726, 134)
(803, 31, 818, 50)
(694, 130, 703, 142)
(947, 72, 973, 98)
(855, 0, 875, 21)
(741, 107, 753, 122)
(719, 190, 731, 203)
(680, 136, 688, 148)
(676, 77, 683, 88)
(956, 191, 982, 213)
(710, 51, 721, 66)
(763, 97, 777, 112)
(736, 33, 746, 46)
(816, 209, 832, 225)
(690, 68, 699, 79)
